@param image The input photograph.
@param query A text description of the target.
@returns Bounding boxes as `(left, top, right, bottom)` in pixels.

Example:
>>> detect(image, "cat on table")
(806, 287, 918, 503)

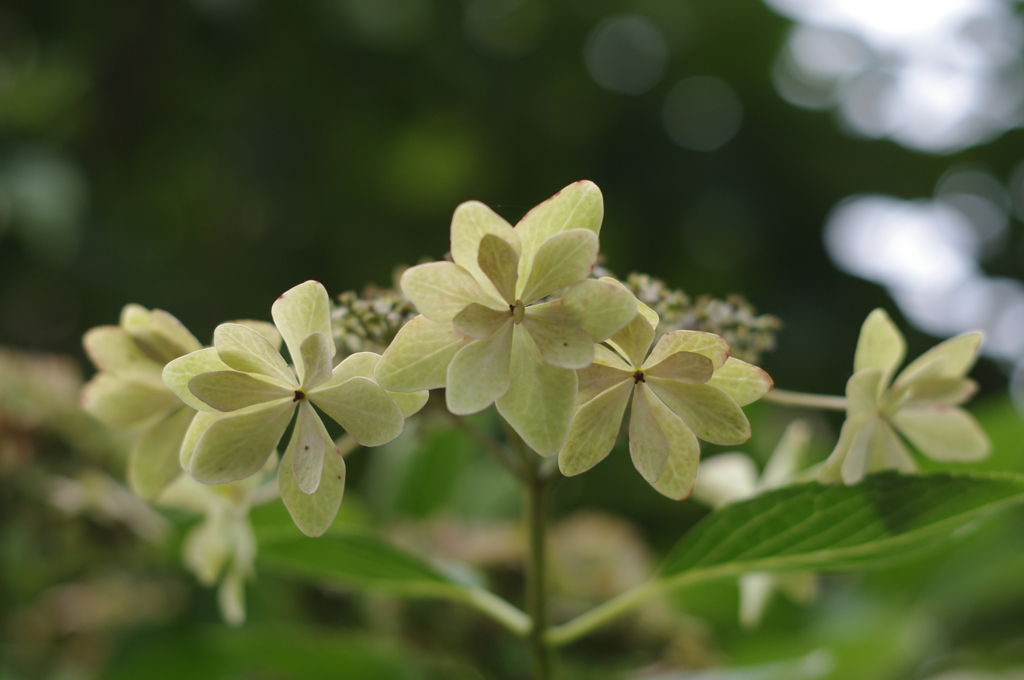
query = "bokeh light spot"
(583, 15, 668, 96)
(662, 76, 742, 151)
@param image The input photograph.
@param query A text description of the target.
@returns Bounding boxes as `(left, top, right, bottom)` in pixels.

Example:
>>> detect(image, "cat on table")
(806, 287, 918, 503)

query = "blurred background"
(3, 0, 1024, 678)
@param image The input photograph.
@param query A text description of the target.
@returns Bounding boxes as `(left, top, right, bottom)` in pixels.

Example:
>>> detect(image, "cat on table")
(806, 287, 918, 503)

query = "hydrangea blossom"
(693, 420, 817, 627)
(163, 281, 426, 536)
(156, 465, 272, 626)
(81, 304, 203, 499)
(820, 309, 990, 485)
(375, 181, 637, 455)
(559, 296, 773, 499)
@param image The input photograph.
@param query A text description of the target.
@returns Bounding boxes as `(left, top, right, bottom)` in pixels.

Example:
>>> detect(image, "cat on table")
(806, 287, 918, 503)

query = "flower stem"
(763, 388, 847, 411)
(525, 453, 555, 680)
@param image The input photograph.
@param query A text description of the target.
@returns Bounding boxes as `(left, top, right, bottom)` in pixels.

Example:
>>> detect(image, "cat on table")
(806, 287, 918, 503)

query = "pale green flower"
(157, 466, 271, 626)
(819, 309, 990, 485)
(375, 181, 637, 455)
(559, 299, 773, 499)
(163, 280, 426, 536)
(693, 420, 817, 628)
(81, 304, 203, 500)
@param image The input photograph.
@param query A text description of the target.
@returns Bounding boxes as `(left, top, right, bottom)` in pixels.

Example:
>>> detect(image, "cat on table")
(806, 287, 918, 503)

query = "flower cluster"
(331, 284, 419, 358)
(164, 280, 426, 536)
(81, 304, 203, 499)
(376, 181, 638, 455)
(559, 294, 773, 499)
(624, 273, 781, 364)
(820, 309, 989, 485)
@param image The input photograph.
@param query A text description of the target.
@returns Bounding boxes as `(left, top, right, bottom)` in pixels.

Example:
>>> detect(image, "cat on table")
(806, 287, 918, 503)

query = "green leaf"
(257, 530, 463, 596)
(660, 472, 1024, 580)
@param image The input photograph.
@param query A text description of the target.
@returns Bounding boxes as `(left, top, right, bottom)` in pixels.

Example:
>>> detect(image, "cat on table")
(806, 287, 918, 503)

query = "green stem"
(463, 588, 531, 637)
(764, 388, 847, 411)
(546, 580, 663, 648)
(525, 454, 555, 680)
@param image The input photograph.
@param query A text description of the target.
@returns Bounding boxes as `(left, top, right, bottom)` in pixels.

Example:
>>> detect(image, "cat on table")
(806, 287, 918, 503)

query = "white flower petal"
(81, 373, 179, 430)
(760, 419, 813, 489)
(517, 229, 599, 304)
(890, 405, 990, 462)
(644, 351, 714, 385)
(299, 331, 333, 390)
(83, 326, 162, 376)
(853, 309, 906, 391)
(840, 417, 876, 485)
(739, 573, 776, 629)
(869, 418, 917, 474)
(271, 280, 334, 381)
(646, 378, 751, 446)
(401, 261, 501, 323)
(648, 402, 701, 501)
(477, 233, 520, 305)
(526, 278, 637, 342)
(190, 399, 295, 484)
(317, 352, 428, 417)
(214, 323, 294, 386)
(522, 316, 595, 369)
(558, 381, 632, 477)
(845, 369, 883, 419)
(375, 315, 473, 392)
(231, 319, 282, 350)
(445, 319, 514, 415)
(515, 181, 603, 284)
(895, 331, 983, 385)
(453, 303, 512, 339)
(189, 371, 294, 412)
(308, 376, 404, 447)
(495, 328, 578, 456)
(705, 357, 773, 406)
(818, 415, 869, 485)
(290, 399, 326, 494)
(646, 331, 729, 370)
(576, 360, 633, 406)
(180, 409, 228, 470)
(606, 311, 655, 369)
(128, 406, 194, 500)
(163, 348, 237, 412)
(629, 383, 670, 484)
(279, 414, 346, 537)
(693, 453, 759, 507)
(450, 200, 521, 300)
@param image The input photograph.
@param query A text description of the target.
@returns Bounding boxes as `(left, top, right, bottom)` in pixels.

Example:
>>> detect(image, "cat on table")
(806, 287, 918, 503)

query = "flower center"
(510, 300, 526, 324)
(633, 370, 645, 384)
(293, 390, 306, 402)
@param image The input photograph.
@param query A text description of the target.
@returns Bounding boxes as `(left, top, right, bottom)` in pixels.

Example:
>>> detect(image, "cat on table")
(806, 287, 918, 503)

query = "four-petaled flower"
(157, 468, 270, 626)
(559, 298, 773, 499)
(819, 309, 989, 485)
(82, 304, 204, 499)
(376, 181, 637, 455)
(693, 420, 817, 627)
(163, 280, 426, 536)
